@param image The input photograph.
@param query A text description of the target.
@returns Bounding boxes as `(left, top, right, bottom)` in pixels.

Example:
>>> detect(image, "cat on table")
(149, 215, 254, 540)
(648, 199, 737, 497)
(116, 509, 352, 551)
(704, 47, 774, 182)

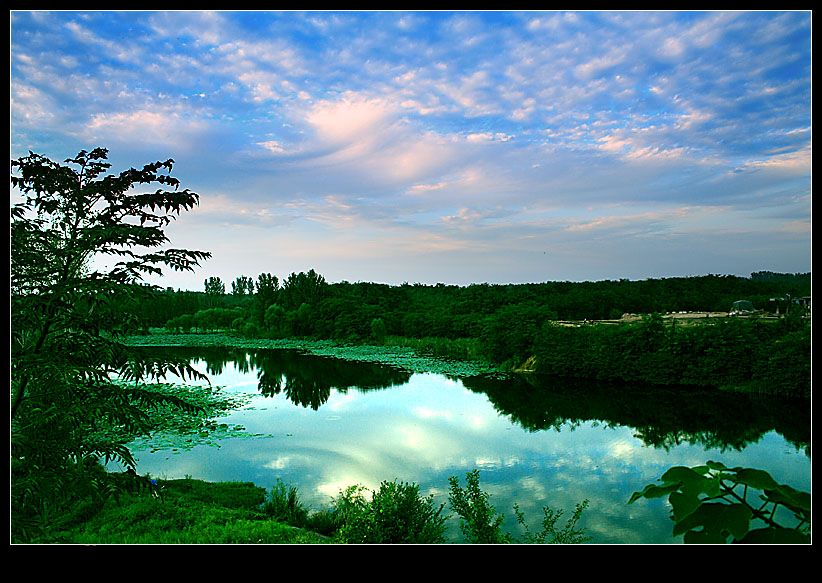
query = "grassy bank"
(61, 477, 332, 544)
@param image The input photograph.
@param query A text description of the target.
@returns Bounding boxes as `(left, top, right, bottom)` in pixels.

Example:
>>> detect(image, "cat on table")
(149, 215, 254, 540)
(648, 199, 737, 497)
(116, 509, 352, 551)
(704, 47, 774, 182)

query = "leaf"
(669, 490, 702, 522)
(683, 528, 729, 544)
(764, 484, 811, 515)
(706, 460, 739, 472)
(659, 466, 707, 485)
(734, 468, 779, 491)
(672, 502, 752, 542)
(658, 465, 720, 500)
(736, 527, 810, 544)
(627, 482, 680, 504)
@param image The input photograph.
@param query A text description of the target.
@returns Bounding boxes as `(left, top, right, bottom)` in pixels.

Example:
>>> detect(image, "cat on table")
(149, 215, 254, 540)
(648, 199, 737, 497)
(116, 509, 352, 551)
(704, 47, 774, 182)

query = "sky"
(10, 10, 812, 290)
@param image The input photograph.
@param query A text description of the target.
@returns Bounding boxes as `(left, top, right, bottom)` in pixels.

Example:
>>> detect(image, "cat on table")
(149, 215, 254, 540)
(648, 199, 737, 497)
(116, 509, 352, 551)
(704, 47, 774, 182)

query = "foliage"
(64, 477, 331, 544)
(448, 470, 590, 544)
(231, 275, 255, 296)
(59, 468, 593, 544)
(280, 269, 327, 311)
(448, 469, 511, 543)
(261, 479, 309, 526)
(204, 276, 225, 305)
(10, 148, 211, 541)
(629, 461, 810, 543)
(332, 480, 448, 544)
(370, 317, 387, 343)
(512, 499, 591, 544)
(534, 315, 809, 397)
(149, 269, 810, 396)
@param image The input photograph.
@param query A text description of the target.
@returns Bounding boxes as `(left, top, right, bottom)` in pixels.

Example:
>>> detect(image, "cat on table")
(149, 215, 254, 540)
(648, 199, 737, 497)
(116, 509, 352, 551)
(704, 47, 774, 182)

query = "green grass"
(62, 477, 333, 544)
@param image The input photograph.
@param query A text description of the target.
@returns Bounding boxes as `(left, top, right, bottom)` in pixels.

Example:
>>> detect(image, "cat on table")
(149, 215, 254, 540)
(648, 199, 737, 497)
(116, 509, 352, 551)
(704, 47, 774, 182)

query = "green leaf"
(764, 484, 811, 515)
(706, 460, 740, 472)
(628, 482, 680, 504)
(736, 527, 811, 544)
(659, 466, 708, 485)
(734, 468, 779, 491)
(683, 528, 729, 544)
(673, 502, 752, 542)
(669, 490, 702, 522)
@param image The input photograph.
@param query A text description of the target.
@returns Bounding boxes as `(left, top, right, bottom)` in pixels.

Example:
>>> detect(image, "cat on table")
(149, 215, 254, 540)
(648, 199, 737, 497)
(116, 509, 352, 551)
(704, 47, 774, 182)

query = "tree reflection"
(461, 373, 810, 454)
(150, 346, 411, 410)
(142, 346, 809, 451)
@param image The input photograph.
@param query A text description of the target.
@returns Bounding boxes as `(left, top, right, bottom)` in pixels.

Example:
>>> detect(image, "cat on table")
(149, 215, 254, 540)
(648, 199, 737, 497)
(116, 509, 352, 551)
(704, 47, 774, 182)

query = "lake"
(115, 345, 811, 544)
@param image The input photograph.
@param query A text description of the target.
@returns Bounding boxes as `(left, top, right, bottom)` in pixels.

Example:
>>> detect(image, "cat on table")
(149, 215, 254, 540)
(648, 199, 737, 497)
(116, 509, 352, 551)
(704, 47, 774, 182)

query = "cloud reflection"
(123, 354, 809, 543)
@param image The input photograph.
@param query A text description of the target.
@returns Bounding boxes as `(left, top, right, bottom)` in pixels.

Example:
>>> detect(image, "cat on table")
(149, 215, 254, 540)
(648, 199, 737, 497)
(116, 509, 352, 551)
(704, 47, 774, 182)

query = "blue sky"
(10, 10, 812, 290)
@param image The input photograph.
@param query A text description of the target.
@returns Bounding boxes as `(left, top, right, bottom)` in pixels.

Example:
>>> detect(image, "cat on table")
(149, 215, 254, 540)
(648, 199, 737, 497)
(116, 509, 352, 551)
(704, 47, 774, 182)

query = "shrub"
(333, 480, 448, 544)
(261, 479, 308, 527)
(448, 469, 511, 543)
(448, 469, 590, 544)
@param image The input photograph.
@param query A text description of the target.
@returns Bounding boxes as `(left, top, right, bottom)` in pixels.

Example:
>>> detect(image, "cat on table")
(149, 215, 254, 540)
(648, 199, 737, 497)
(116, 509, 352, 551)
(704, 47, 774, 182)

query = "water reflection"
(158, 346, 412, 409)
(462, 374, 811, 455)
(130, 346, 810, 543)
(154, 346, 810, 456)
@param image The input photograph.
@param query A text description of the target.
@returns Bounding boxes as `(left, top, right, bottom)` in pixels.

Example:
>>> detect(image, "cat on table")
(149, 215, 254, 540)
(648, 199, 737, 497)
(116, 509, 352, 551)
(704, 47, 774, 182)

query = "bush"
(261, 479, 308, 526)
(333, 480, 448, 544)
(448, 469, 590, 544)
(448, 469, 510, 543)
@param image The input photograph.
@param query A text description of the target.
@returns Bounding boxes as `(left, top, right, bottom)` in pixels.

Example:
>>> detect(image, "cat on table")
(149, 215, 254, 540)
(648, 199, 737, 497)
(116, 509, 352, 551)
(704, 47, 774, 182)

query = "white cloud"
(83, 106, 212, 153)
(305, 93, 396, 145)
(10, 10, 811, 286)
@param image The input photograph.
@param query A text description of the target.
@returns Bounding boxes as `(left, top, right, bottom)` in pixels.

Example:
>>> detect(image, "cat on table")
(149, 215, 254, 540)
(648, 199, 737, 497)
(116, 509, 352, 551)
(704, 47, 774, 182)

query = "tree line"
(125, 269, 812, 397)
(140, 270, 810, 335)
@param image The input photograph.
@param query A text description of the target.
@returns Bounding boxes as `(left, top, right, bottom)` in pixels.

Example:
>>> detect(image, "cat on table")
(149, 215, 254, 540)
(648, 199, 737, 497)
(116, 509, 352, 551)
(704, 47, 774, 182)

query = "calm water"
(117, 346, 811, 544)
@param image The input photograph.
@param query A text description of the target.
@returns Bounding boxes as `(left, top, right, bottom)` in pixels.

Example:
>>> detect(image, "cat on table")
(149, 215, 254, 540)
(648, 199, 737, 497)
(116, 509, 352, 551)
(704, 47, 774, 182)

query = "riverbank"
(126, 314, 811, 399)
(60, 477, 334, 544)
(125, 330, 507, 378)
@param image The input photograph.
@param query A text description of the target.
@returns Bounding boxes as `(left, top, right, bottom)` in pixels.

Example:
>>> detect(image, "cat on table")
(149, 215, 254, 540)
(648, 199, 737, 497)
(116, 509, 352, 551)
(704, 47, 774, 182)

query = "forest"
(130, 269, 811, 397)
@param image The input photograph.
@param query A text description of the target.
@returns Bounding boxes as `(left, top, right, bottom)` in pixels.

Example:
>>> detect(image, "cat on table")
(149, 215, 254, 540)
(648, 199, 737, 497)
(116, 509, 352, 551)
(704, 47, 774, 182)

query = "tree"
(370, 317, 387, 343)
(252, 272, 280, 324)
(264, 303, 287, 336)
(204, 276, 225, 306)
(10, 148, 211, 541)
(231, 275, 254, 296)
(280, 269, 327, 311)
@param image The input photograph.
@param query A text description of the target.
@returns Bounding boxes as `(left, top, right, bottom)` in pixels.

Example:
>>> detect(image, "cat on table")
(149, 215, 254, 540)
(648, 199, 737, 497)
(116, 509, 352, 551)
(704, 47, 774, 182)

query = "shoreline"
(124, 331, 507, 379)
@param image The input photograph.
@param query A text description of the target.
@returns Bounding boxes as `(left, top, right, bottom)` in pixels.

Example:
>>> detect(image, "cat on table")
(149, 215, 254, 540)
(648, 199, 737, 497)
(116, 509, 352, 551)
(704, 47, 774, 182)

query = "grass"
(62, 477, 333, 544)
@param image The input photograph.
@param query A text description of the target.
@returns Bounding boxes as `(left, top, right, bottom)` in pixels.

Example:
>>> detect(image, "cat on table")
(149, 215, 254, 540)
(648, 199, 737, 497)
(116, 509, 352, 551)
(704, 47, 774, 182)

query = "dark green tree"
(370, 317, 387, 343)
(252, 272, 280, 325)
(280, 269, 327, 311)
(204, 276, 225, 306)
(231, 275, 254, 296)
(10, 148, 211, 541)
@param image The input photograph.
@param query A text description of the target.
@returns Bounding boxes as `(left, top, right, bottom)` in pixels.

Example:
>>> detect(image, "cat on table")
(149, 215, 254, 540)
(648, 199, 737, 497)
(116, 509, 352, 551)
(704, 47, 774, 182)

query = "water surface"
(119, 346, 811, 544)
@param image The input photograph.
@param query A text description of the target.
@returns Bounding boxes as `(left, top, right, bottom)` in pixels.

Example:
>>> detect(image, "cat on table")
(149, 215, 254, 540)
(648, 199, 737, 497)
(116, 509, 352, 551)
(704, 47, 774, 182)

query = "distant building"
(730, 300, 755, 315)
(768, 295, 811, 315)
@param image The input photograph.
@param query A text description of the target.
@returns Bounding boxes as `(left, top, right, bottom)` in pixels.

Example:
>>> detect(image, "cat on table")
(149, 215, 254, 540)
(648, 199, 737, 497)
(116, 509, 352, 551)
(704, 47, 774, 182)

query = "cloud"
(10, 10, 811, 286)
(83, 106, 212, 153)
(305, 93, 396, 146)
